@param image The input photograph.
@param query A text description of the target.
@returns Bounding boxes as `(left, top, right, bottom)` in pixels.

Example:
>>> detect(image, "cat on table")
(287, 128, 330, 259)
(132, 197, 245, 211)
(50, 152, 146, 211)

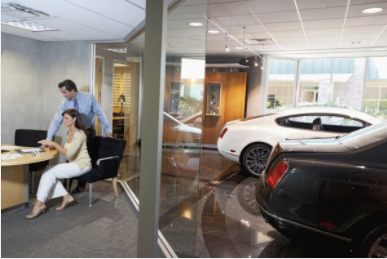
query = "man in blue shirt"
(47, 79, 112, 193)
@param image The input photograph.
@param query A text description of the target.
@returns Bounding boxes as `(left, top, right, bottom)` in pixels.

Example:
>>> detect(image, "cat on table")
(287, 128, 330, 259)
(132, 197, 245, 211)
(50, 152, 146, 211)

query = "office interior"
(1, 0, 387, 257)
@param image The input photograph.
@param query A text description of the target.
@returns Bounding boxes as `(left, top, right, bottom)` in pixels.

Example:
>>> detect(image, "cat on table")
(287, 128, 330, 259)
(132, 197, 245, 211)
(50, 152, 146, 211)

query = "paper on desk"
(1, 153, 22, 160)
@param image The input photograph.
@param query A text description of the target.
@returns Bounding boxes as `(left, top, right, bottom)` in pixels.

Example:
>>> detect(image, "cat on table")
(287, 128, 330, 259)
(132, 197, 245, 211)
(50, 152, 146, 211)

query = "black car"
(256, 122, 387, 257)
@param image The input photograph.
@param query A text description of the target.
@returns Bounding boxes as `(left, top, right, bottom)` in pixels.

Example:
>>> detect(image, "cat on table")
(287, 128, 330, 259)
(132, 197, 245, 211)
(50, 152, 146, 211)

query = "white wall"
(1, 33, 44, 144)
(1, 33, 93, 163)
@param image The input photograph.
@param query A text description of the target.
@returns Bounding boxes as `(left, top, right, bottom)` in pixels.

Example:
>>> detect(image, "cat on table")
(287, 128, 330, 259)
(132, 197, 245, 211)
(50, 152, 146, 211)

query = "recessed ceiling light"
(1, 20, 58, 32)
(189, 22, 202, 27)
(235, 46, 244, 49)
(362, 7, 383, 14)
(208, 30, 219, 34)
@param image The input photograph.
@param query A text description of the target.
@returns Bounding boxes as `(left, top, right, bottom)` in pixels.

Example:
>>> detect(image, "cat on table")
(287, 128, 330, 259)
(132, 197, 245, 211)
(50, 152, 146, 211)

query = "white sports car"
(217, 107, 383, 177)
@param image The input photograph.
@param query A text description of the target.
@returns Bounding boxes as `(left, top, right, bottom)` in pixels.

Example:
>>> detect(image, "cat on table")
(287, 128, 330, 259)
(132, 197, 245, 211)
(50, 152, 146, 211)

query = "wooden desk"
(1, 144, 57, 209)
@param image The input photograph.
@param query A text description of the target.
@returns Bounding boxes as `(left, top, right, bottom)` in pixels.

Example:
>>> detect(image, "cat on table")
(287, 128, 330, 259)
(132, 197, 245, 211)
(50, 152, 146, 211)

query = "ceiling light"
(235, 46, 243, 50)
(208, 30, 219, 34)
(107, 48, 127, 53)
(225, 46, 230, 52)
(362, 8, 383, 14)
(1, 20, 58, 32)
(189, 22, 202, 27)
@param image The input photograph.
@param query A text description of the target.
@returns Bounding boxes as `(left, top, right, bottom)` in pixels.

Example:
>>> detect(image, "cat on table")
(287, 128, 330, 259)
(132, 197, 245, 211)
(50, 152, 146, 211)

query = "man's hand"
(105, 133, 113, 138)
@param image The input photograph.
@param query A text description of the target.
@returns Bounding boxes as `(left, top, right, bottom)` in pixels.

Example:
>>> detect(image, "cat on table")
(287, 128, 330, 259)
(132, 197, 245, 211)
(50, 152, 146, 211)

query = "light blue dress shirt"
(47, 92, 112, 140)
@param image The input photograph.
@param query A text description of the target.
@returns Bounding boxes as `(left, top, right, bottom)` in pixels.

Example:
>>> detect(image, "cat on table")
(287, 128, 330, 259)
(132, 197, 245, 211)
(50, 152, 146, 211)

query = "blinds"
(113, 66, 131, 109)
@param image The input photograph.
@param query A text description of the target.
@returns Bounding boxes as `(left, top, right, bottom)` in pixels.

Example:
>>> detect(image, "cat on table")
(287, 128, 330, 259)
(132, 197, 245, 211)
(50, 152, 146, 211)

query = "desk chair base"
(87, 178, 119, 207)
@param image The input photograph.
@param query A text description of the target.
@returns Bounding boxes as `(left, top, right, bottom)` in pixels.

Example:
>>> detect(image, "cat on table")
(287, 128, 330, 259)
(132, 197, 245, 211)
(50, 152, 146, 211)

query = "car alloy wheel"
(368, 233, 387, 258)
(242, 144, 272, 177)
(359, 224, 387, 258)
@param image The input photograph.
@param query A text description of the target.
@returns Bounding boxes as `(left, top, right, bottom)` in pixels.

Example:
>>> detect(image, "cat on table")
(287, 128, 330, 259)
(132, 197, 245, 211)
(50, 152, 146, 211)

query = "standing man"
(47, 79, 112, 194)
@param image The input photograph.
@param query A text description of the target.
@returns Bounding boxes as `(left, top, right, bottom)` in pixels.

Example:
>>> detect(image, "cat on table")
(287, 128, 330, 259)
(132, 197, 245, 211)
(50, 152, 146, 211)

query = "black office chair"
(15, 129, 50, 193)
(75, 136, 126, 206)
(312, 118, 324, 131)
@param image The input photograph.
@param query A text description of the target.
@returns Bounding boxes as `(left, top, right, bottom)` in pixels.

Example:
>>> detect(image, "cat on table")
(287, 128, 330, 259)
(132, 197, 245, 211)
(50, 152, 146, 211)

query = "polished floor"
(127, 148, 352, 258)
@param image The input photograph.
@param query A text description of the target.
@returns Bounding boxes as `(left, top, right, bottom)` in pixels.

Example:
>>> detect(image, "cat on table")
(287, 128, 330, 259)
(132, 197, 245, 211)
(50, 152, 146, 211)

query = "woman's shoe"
(56, 200, 74, 211)
(26, 207, 46, 219)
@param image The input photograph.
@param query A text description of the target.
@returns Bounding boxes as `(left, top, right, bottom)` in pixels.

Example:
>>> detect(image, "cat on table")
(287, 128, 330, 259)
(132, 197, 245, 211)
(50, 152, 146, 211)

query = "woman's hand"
(38, 139, 56, 149)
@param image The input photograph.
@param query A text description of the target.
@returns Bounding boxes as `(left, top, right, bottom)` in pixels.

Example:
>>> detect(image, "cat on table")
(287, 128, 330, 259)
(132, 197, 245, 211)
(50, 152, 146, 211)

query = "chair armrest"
(97, 156, 119, 165)
(96, 156, 121, 180)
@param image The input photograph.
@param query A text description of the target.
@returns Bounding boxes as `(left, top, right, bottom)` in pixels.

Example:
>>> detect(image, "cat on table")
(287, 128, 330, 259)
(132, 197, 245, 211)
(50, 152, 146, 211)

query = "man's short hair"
(58, 79, 78, 92)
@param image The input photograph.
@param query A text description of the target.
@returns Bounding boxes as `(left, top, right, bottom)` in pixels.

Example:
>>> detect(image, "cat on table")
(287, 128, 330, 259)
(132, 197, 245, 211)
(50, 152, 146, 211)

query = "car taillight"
(220, 128, 228, 138)
(266, 161, 289, 189)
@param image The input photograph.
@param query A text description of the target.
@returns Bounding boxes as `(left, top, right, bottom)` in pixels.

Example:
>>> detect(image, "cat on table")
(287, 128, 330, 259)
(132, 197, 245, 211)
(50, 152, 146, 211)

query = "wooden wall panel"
(203, 72, 247, 145)
(224, 72, 247, 124)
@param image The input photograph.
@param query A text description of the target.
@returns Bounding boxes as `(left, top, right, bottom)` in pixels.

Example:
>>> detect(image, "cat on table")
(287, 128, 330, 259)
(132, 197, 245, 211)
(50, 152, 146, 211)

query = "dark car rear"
(257, 122, 387, 257)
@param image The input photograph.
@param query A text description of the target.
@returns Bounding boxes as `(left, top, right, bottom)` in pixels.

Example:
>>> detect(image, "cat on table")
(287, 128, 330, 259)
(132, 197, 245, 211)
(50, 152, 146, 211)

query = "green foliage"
(179, 96, 202, 116)
(267, 98, 284, 109)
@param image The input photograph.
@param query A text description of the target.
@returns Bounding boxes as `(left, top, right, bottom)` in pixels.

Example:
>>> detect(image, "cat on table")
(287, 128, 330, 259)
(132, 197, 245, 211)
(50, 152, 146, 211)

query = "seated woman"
(26, 109, 91, 219)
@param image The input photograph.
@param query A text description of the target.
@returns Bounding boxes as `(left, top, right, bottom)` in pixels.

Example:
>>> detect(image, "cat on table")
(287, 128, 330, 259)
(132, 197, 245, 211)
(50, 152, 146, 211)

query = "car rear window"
(240, 113, 277, 121)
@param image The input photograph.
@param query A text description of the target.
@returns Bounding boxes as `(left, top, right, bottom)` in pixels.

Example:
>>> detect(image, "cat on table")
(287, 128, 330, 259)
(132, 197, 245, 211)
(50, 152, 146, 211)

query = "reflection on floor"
(127, 148, 352, 258)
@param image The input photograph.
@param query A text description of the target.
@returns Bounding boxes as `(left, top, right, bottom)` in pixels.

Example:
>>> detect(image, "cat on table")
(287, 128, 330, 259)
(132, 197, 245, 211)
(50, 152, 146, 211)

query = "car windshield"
(338, 122, 387, 149)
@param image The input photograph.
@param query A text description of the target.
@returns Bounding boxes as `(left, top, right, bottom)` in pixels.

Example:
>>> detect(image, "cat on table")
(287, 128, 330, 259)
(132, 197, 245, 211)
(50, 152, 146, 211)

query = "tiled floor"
(127, 148, 353, 258)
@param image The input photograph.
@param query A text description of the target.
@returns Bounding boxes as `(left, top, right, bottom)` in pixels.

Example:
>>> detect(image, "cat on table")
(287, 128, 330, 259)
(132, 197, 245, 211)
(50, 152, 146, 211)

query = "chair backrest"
(15, 129, 48, 147)
(91, 136, 127, 169)
(312, 118, 324, 131)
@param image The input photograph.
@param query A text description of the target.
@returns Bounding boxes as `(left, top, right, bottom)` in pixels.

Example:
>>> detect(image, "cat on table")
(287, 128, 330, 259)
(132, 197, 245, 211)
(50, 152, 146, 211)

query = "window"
(266, 59, 296, 111)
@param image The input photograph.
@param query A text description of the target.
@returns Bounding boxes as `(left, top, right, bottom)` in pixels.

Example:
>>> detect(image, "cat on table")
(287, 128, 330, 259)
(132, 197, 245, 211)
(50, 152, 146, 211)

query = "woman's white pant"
(36, 163, 91, 203)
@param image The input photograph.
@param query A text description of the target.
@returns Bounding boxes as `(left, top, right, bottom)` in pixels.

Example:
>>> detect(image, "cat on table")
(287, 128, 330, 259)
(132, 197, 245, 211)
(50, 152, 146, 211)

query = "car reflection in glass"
(256, 122, 387, 258)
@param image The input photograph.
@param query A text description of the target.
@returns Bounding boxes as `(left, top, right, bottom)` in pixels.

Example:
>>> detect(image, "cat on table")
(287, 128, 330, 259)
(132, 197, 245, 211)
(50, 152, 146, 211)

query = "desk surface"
(1, 144, 57, 167)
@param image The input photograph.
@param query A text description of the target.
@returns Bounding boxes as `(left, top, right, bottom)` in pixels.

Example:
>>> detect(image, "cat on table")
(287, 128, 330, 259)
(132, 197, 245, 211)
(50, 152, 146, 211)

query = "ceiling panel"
(308, 35, 341, 42)
(254, 11, 299, 24)
(263, 21, 303, 31)
(345, 15, 387, 27)
(306, 28, 342, 36)
(243, 0, 296, 13)
(181, 0, 209, 6)
(269, 30, 305, 38)
(170, 4, 207, 14)
(6, 0, 132, 37)
(296, 0, 348, 9)
(343, 25, 386, 34)
(351, 0, 387, 5)
(66, 0, 144, 26)
(308, 42, 340, 49)
(208, 2, 250, 17)
(299, 7, 347, 21)
(127, 0, 146, 8)
(216, 14, 257, 26)
(303, 19, 343, 29)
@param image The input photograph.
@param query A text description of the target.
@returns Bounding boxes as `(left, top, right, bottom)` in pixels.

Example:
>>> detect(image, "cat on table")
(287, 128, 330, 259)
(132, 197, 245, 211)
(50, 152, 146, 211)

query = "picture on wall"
(206, 83, 221, 116)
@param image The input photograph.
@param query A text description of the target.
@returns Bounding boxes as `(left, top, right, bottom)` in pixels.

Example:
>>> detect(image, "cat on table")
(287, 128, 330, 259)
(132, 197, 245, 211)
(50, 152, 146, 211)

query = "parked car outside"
(217, 107, 382, 177)
(256, 122, 387, 257)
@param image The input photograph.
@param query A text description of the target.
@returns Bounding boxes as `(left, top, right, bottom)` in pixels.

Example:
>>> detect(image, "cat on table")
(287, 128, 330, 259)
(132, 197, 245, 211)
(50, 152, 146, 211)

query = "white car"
(217, 107, 383, 177)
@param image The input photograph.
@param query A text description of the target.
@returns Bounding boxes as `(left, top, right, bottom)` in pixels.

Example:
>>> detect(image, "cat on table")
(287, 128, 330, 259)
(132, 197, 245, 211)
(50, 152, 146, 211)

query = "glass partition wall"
(94, 1, 207, 257)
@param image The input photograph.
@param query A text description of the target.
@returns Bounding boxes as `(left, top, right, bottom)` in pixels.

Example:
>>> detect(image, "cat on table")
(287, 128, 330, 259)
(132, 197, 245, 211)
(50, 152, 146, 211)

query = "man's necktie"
(74, 99, 79, 111)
